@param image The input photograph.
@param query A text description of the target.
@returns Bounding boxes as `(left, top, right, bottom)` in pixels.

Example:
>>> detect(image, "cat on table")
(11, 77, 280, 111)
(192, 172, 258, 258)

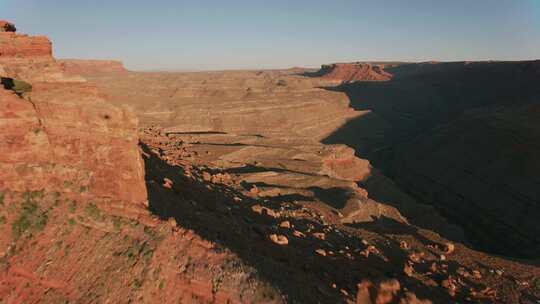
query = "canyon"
(0, 21, 539, 303)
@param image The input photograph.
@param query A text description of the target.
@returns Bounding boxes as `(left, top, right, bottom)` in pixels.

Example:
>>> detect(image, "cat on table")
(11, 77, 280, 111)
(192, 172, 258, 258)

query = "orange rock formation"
(318, 63, 393, 83)
(0, 22, 148, 218)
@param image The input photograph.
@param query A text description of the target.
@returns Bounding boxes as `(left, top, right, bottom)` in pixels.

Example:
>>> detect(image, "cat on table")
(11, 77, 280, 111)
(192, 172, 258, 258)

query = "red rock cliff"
(318, 63, 393, 83)
(0, 21, 148, 220)
(0, 31, 52, 58)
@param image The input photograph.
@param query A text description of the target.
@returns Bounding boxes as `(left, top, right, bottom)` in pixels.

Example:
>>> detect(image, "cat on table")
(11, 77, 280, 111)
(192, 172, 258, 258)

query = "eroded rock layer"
(0, 24, 147, 218)
(83, 69, 364, 140)
(0, 32, 51, 58)
(59, 59, 128, 76)
(314, 63, 394, 83)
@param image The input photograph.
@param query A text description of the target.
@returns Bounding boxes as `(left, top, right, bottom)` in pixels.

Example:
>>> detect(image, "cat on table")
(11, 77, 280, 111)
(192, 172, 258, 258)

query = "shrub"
(1, 77, 32, 96)
(84, 203, 104, 221)
(12, 197, 48, 239)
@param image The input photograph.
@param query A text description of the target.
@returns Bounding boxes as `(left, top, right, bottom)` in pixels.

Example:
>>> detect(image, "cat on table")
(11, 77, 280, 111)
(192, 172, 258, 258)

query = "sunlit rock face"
(0, 21, 148, 218)
(59, 59, 128, 76)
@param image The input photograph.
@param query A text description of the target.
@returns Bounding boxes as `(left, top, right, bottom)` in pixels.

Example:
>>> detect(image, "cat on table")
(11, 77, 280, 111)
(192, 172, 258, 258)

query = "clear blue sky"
(2, 0, 540, 71)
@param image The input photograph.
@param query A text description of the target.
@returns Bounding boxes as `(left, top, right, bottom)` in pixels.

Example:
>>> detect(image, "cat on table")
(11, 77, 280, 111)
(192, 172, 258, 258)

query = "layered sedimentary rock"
(83, 69, 365, 140)
(59, 59, 128, 76)
(315, 63, 394, 83)
(0, 24, 286, 304)
(82, 64, 465, 233)
(0, 32, 51, 58)
(0, 29, 81, 83)
(139, 127, 539, 304)
(0, 22, 147, 217)
(141, 129, 408, 225)
(82, 60, 540, 258)
(325, 60, 540, 258)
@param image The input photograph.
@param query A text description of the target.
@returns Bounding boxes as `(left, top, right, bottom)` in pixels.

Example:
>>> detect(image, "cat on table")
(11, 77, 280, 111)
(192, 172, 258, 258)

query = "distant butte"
(313, 62, 394, 83)
(59, 59, 128, 76)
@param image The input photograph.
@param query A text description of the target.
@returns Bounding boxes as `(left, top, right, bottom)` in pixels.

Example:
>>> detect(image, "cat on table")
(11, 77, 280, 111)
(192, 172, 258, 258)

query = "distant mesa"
(0, 20, 16, 32)
(59, 59, 128, 75)
(308, 62, 394, 83)
(0, 20, 52, 58)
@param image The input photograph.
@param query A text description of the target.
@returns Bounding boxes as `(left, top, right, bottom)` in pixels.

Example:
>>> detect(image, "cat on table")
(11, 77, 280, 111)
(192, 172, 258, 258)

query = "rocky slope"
(0, 28, 51, 58)
(138, 127, 540, 304)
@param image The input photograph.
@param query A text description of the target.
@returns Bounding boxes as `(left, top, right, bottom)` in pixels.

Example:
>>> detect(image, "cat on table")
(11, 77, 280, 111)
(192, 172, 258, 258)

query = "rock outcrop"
(0, 20, 16, 32)
(0, 31, 51, 58)
(0, 21, 148, 219)
(59, 59, 128, 76)
(316, 63, 394, 83)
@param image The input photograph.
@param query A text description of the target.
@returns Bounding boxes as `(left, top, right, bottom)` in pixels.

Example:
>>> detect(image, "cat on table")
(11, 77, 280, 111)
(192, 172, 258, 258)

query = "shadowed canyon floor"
(1, 21, 539, 303)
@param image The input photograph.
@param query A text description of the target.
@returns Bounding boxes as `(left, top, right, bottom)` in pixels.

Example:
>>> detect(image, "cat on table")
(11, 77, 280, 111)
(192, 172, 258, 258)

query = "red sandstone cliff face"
(318, 63, 393, 83)
(0, 32, 51, 58)
(59, 59, 128, 76)
(0, 30, 80, 83)
(0, 22, 148, 219)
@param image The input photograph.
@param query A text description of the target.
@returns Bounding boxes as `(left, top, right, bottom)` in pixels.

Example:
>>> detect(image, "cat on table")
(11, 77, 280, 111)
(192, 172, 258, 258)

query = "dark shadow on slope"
(346, 216, 437, 248)
(320, 60, 540, 259)
(297, 69, 326, 78)
(205, 164, 320, 177)
(236, 179, 354, 210)
(323, 60, 540, 169)
(164, 131, 228, 135)
(141, 143, 460, 303)
(309, 187, 352, 210)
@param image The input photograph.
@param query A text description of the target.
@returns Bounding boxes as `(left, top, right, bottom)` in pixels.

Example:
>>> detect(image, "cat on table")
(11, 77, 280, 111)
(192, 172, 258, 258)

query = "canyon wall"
(0, 22, 148, 218)
(323, 61, 540, 258)
(84, 69, 365, 140)
(310, 63, 395, 83)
